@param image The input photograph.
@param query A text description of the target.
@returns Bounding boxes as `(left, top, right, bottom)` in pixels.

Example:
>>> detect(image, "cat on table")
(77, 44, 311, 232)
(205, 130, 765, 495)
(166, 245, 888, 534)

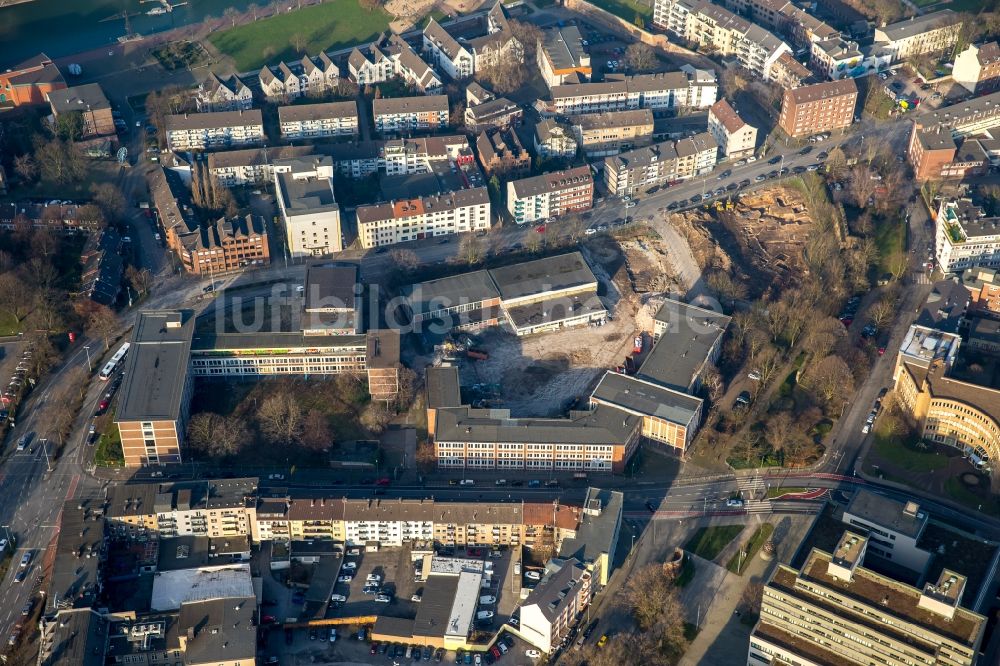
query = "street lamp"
(40, 438, 52, 473)
(83, 345, 92, 372)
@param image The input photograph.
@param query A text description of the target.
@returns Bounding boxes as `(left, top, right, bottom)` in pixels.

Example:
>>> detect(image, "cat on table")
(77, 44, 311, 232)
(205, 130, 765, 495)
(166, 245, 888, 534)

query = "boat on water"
(147, 7, 167, 15)
(117, 33, 144, 44)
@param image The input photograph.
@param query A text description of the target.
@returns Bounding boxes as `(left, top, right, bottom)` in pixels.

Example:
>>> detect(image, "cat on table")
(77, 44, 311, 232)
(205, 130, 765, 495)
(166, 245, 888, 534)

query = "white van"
(476, 610, 494, 621)
(480, 595, 496, 605)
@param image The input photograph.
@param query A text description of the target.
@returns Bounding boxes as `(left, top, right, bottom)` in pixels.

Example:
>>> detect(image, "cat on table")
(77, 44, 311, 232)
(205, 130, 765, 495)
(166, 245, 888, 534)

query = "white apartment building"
(194, 73, 253, 112)
(380, 135, 472, 175)
(506, 166, 593, 225)
(164, 110, 265, 152)
(653, 0, 697, 36)
(278, 101, 359, 140)
(373, 95, 450, 135)
(538, 25, 591, 88)
(259, 53, 340, 102)
(356, 187, 491, 248)
(935, 197, 1000, 273)
(874, 9, 962, 64)
(708, 99, 757, 159)
(423, 18, 475, 79)
(604, 133, 718, 196)
(520, 560, 593, 654)
(534, 119, 578, 159)
(422, 2, 521, 80)
(274, 156, 342, 257)
(349, 35, 442, 93)
(549, 69, 716, 116)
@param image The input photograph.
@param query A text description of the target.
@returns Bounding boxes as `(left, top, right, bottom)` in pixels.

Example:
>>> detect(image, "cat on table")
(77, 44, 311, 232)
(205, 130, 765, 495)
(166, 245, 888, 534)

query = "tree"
(224, 6, 239, 27)
(87, 304, 118, 350)
(30, 229, 58, 259)
(0, 273, 33, 323)
(301, 409, 333, 450)
(869, 295, 897, 330)
(477, 51, 527, 95)
(707, 270, 747, 308)
(415, 439, 436, 473)
(621, 564, 683, 633)
(625, 43, 657, 73)
(508, 20, 543, 60)
(258, 391, 304, 444)
(55, 111, 85, 141)
(290, 32, 307, 54)
(801, 355, 853, 409)
(766, 410, 795, 452)
(701, 363, 724, 403)
(33, 135, 86, 185)
(90, 183, 127, 223)
(187, 412, 247, 457)
(361, 401, 392, 435)
(803, 317, 842, 359)
(248, 2, 259, 20)
(824, 146, 848, 181)
(126, 266, 153, 297)
(753, 345, 782, 387)
(13, 154, 37, 182)
(335, 372, 369, 404)
(739, 581, 764, 619)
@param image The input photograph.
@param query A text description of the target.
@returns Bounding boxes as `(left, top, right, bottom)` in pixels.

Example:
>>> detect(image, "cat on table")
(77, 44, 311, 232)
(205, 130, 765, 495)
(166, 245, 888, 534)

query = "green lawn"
(209, 0, 392, 71)
(95, 425, 124, 468)
(0, 313, 20, 337)
(871, 427, 948, 474)
(588, 0, 653, 22)
(727, 523, 774, 574)
(944, 477, 1000, 517)
(684, 525, 744, 561)
(874, 216, 906, 276)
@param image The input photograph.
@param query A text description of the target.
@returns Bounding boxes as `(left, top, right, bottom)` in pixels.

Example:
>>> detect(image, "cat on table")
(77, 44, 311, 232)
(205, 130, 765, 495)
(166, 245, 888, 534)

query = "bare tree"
(126, 266, 153, 297)
(187, 412, 247, 457)
(701, 364, 724, 403)
(13, 154, 37, 182)
(0, 274, 33, 324)
(301, 409, 333, 450)
(223, 7, 240, 27)
(754, 345, 782, 387)
(50, 404, 75, 446)
(248, 3, 259, 20)
(90, 183, 127, 223)
(459, 235, 484, 265)
(803, 317, 843, 359)
(707, 270, 747, 307)
(389, 248, 420, 272)
(258, 391, 304, 444)
(290, 32, 307, 54)
(869, 296, 897, 330)
(508, 20, 543, 60)
(30, 228, 58, 259)
(766, 410, 795, 453)
(625, 43, 657, 72)
(622, 564, 684, 633)
(477, 51, 527, 95)
(361, 401, 392, 435)
(801, 355, 854, 409)
(415, 439, 436, 473)
(87, 304, 118, 350)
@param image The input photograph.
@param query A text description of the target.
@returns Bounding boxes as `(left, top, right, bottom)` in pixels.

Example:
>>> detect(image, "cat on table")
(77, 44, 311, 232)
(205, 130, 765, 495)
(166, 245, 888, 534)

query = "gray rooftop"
(591, 371, 702, 425)
(508, 166, 592, 199)
(845, 489, 928, 539)
(276, 172, 339, 215)
(176, 596, 256, 664)
(116, 310, 195, 423)
(49, 497, 105, 611)
(164, 109, 263, 131)
(191, 330, 368, 351)
(879, 9, 960, 43)
(504, 291, 606, 329)
(305, 263, 359, 311)
(426, 366, 462, 409)
(373, 94, 449, 116)
(355, 187, 489, 224)
(407, 270, 501, 316)
(540, 25, 589, 71)
(412, 574, 461, 637)
(638, 299, 730, 393)
(558, 487, 623, 566)
(523, 558, 587, 622)
(489, 251, 597, 302)
(278, 100, 358, 124)
(572, 109, 654, 131)
(38, 608, 108, 666)
(47, 82, 110, 113)
(434, 404, 638, 446)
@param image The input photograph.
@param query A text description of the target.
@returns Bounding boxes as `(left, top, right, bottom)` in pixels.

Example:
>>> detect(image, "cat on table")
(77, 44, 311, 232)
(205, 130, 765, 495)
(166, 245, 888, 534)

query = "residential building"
(349, 34, 442, 93)
(79, 228, 122, 306)
(466, 82, 493, 107)
(206, 145, 313, 186)
(538, 25, 591, 88)
(465, 97, 522, 132)
(115, 310, 196, 467)
(259, 52, 340, 101)
(506, 166, 593, 224)
(963, 267, 1000, 317)
(557, 487, 623, 587)
(935, 197, 1000, 273)
(278, 100, 359, 140)
(0, 202, 104, 233)
(164, 110, 264, 151)
(769, 51, 812, 89)
(684, 2, 792, 81)
(908, 90, 1000, 180)
(476, 129, 531, 178)
(571, 109, 655, 158)
(356, 187, 491, 248)
(653, 0, 697, 35)
(534, 119, 578, 159)
(520, 559, 594, 653)
(422, 2, 522, 79)
(874, 9, 962, 64)
(707, 99, 757, 159)
(195, 72, 253, 112)
(46, 83, 115, 138)
(778, 78, 857, 138)
(373, 95, 449, 135)
(954, 42, 1000, 95)
(842, 489, 931, 572)
(149, 166, 271, 275)
(548, 69, 716, 116)
(810, 35, 863, 79)
(105, 614, 181, 665)
(37, 608, 109, 666)
(893, 324, 1000, 469)
(723, 0, 839, 45)
(423, 18, 475, 79)
(348, 40, 396, 85)
(749, 530, 986, 666)
(176, 596, 257, 666)
(603, 132, 718, 196)
(274, 155, 342, 257)
(0, 53, 65, 107)
(48, 498, 105, 611)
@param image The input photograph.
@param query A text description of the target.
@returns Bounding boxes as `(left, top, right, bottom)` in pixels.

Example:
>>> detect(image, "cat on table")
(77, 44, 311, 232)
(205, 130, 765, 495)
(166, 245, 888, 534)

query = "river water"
(0, 0, 261, 67)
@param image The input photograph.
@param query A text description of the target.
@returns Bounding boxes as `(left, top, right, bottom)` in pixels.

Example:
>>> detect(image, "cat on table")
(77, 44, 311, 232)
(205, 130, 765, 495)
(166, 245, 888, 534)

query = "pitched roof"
(710, 98, 750, 134)
(508, 166, 592, 199)
(879, 9, 960, 42)
(424, 17, 468, 61)
(278, 100, 358, 123)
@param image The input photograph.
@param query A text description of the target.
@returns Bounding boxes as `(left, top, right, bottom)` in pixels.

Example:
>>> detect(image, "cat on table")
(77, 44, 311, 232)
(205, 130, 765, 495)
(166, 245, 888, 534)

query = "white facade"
(275, 159, 342, 258)
(708, 101, 757, 159)
(356, 188, 491, 248)
(164, 111, 265, 151)
(278, 102, 359, 140)
(345, 519, 435, 547)
(550, 70, 716, 116)
(874, 10, 962, 64)
(935, 198, 1000, 273)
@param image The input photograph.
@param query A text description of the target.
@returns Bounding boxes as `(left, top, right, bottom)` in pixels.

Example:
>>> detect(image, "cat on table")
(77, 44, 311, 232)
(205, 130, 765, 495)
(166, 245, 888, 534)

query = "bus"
(99, 342, 130, 380)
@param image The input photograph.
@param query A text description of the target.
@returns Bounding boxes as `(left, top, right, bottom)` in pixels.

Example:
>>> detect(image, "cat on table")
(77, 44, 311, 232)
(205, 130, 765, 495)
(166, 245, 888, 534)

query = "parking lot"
(328, 544, 422, 619)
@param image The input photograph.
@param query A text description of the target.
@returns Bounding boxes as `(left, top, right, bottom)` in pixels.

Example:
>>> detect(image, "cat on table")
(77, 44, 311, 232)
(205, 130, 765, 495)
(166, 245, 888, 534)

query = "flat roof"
(590, 371, 702, 425)
(116, 310, 195, 423)
(434, 403, 639, 446)
(190, 330, 368, 351)
(276, 172, 339, 215)
(150, 564, 255, 611)
(845, 489, 927, 539)
(49, 498, 104, 610)
(407, 270, 500, 316)
(558, 487, 622, 565)
(373, 94, 449, 116)
(305, 263, 358, 311)
(503, 291, 607, 329)
(176, 596, 256, 665)
(411, 575, 461, 637)
(541, 25, 589, 71)
(279, 100, 358, 124)
(447, 570, 483, 637)
(488, 251, 597, 302)
(426, 366, 462, 409)
(638, 299, 730, 392)
(573, 109, 653, 131)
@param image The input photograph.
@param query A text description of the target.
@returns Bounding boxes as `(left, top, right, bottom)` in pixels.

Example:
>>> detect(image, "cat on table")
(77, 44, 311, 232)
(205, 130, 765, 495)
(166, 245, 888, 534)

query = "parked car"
(526, 650, 541, 659)
(337, 575, 353, 583)
(476, 611, 494, 621)
(375, 594, 392, 603)
(330, 594, 347, 602)
(726, 498, 745, 508)
(523, 570, 541, 581)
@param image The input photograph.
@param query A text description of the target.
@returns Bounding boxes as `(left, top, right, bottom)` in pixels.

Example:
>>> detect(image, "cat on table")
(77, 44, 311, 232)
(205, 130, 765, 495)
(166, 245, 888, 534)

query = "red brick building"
(0, 54, 66, 107)
(778, 79, 857, 138)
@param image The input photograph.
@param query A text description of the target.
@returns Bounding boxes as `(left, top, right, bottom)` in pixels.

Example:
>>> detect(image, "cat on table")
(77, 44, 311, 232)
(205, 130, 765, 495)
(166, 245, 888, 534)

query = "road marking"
(64, 474, 80, 500)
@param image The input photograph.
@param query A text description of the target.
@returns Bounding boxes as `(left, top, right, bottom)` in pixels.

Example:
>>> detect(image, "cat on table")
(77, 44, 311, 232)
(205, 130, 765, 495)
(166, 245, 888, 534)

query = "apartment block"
(356, 187, 491, 248)
(373, 95, 449, 135)
(549, 69, 717, 116)
(603, 132, 718, 196)
(708, 99, 757, 159)
(685, 1, 792, 81)
(778, 78, 857, 138)
(278, 100, 359, 140)
(538, 25, 592, 88)
(534, 119, 578, 159)
(421, 2, 522, 79)
(274, 156, 342, 257)
(46, 83, 115, 138)
(349, 34, 442, 93)
(934, 197, 1000, 273)
(520, 560, 593, 654)
(908, 90, 1000, 180)
(195, 72, 253, 112)
(506, 166, 593, 224)
(769, 51, 811, 89)
(750, 530, 985, 666)
(206, 145, 313, 187)
(259, 52, 340, 101)
(954, 42, 1000, 95)
(476, 129, 531, 179)
(842, 489, 931, 572)
(465, 97, 522, 133)
(115, 311, 195, 467)
(874, 9, 962, 64)
(423, 18, 475, 79)
(571, 109, 654, 158)
(164, 110, 264, 151)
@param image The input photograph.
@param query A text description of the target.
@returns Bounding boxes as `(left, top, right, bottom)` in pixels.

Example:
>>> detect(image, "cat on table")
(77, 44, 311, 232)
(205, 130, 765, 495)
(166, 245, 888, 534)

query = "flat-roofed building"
(749, 530, 986, 666)
(405, 270, 503, 332)
(548, 69, 716, 116)
(206, 145, 313, 186)
(274, 156, 342, 257)
(278, 101, 359, 140)
(356, 187, 491, 248)
(954, 42, 1000, 95)
(538, 25, 591, 88)
(908, 90, 1000, 180)
(935, 197, 1000, 273)
(164, 110, 264, 151)
(48, 498, 105, 611)
(506, 166, 593, 225)
(778, 78, 857, 138)
(646, 299, 731, 392)
(874, 9, 962, 64)
(373, 95, 449, 135)
(115, 310, 195, 467)
(557, 487, 623, 587)
(842, 489, 931, 572)
(603, 132, 718, 196)
(708, 99, 757, 159)
(175, 596, 257, 666)
(571, 109, 654, 158)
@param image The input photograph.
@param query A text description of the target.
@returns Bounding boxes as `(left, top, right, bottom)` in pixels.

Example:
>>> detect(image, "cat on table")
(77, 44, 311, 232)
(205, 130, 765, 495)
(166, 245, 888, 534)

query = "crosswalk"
(914, 272, 931, 285)
(738, 475, 766, 497)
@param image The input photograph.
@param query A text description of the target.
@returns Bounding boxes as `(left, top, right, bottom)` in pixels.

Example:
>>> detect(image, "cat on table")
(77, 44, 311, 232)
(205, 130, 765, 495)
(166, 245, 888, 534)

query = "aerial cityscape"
(2, 0, 1000, 664)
